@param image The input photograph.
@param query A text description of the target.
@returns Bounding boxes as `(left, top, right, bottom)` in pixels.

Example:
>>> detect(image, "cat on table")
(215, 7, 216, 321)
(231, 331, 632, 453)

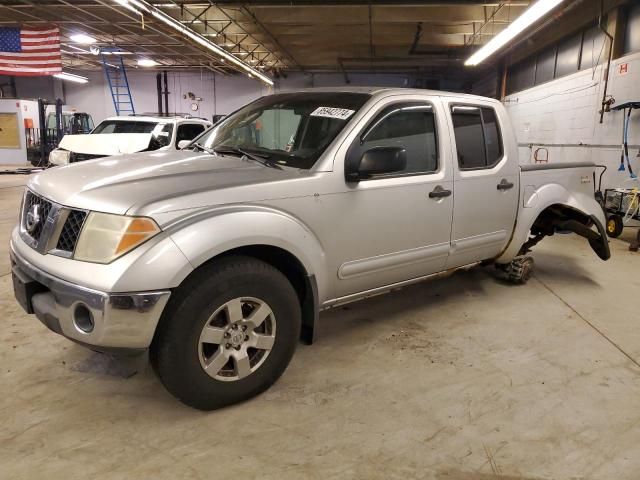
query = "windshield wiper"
(190, 142, 216, 155)
(213, 146, 282, 170)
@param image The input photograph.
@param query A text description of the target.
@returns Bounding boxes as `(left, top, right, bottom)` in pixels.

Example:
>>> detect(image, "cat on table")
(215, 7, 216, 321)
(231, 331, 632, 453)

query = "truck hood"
(58, 133, 153, 155)
(28, 150, 313, 217)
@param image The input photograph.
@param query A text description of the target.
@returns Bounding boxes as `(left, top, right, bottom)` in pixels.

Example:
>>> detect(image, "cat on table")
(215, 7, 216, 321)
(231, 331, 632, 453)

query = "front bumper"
(10, 247, 171, 353)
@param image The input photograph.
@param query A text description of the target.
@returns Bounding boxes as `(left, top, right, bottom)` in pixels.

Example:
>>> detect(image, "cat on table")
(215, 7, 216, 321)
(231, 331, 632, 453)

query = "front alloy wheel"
(151, 255, 301, 410)
(198, 297, 276, 381)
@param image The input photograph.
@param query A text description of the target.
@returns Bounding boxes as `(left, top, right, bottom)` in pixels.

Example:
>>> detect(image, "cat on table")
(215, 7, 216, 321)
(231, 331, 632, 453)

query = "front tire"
(150, 255, 301, 410)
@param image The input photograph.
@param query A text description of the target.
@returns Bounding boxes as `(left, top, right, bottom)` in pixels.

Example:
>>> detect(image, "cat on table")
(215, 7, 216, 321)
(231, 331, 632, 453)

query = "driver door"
(332, 99, 454, 297)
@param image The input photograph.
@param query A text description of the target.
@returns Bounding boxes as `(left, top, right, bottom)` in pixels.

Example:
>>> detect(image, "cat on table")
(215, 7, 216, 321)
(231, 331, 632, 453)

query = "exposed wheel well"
(519, 203, 609, 260)
(197, 245, 318, 344)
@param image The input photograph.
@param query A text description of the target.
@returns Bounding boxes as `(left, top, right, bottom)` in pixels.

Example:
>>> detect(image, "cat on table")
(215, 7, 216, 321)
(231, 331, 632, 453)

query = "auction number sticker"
(310, 107, 355, 120)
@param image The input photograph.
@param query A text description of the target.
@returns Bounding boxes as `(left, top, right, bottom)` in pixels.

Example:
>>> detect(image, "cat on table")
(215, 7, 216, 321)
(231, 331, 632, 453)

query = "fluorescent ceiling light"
(465, 0, 568, 66)
(66, 44, 90, 53)
(138, 58, 159, 67)
(115, 0, 150, 14)
(202, 33, 218, 37)
(70, 33, 96, 44)
(54, 72, 89, 83)
(116, 0, 273, 85)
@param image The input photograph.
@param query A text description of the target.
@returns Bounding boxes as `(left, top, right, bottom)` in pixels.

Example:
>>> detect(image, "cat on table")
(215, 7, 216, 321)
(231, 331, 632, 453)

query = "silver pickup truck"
(11, 88, 610, 410)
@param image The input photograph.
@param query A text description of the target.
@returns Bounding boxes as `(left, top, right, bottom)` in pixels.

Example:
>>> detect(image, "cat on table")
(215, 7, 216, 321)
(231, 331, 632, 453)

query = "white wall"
(62, 69, 461, 126)
(504, 50, 640, 189)
(64, 69, 270, 124)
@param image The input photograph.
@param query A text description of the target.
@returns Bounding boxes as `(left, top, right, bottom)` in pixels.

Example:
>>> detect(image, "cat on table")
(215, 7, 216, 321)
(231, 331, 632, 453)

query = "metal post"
(163, 71, 169, 115)
(55, 98, 63, 143)
(156, 73, 163, 115)
(37, 98, 47, 166)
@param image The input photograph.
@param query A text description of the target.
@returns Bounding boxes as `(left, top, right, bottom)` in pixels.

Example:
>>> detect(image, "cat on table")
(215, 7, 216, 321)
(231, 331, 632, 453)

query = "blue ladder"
(101, 53, 135, 116)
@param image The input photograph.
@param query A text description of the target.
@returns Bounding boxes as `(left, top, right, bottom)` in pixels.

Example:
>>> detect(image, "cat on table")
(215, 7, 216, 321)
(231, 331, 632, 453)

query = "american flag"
(0, 26, 62, 76)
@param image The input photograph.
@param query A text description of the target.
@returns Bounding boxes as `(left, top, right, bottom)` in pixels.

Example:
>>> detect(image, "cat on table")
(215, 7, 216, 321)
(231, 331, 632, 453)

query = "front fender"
(497, 182, 608, 263)
(165, 204, 331, 301)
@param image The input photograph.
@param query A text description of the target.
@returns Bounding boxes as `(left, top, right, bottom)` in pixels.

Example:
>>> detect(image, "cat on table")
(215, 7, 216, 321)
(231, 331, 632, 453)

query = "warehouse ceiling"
(0, 0, 531, 77)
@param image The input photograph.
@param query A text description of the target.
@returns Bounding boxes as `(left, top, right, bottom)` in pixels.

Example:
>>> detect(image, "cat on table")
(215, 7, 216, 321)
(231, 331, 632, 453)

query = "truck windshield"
(193, 92, 370, 169)
(92, 120, 158, 134)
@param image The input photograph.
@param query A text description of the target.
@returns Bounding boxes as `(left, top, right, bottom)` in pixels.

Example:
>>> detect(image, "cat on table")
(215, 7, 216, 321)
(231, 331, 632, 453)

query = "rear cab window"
(450, 105, 503, 170)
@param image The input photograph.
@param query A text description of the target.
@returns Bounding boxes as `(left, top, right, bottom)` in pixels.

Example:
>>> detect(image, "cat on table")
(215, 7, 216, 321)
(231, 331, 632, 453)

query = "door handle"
(429, 185, 452, 199)
(497, 179, 514, 191)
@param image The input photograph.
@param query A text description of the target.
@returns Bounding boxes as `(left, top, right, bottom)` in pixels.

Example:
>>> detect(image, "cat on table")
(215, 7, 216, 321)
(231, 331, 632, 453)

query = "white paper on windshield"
(310, 107, 355, 120)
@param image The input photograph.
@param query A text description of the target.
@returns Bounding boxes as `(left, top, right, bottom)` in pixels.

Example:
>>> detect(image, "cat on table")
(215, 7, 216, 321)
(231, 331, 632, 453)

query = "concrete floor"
(2, 172, 640, 480)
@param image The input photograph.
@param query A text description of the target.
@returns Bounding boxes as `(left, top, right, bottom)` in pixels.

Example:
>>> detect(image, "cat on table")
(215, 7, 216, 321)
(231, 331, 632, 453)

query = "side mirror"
(178, 139, 191, 149)
(345, 146, 407, 181)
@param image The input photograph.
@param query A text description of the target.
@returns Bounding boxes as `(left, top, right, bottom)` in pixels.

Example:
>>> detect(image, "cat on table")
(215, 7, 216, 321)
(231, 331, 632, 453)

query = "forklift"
(26, 98, 93, 167)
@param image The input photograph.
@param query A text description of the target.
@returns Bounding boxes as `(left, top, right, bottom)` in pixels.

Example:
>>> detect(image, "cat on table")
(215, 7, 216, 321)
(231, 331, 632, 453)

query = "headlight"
(49, 149, 70, 166)
(74, 212, 161, 264)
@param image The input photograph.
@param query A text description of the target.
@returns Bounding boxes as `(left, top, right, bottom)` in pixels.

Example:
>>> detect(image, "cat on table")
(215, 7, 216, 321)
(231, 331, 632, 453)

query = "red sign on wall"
(618, 63, 629, 76)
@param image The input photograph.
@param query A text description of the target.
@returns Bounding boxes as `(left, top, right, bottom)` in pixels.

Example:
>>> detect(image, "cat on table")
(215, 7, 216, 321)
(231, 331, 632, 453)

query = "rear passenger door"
(445, 102, 519, 268)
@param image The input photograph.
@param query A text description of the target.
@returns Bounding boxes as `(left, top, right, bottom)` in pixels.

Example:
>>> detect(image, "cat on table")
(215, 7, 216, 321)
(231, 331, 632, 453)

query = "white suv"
(48, 115, 211, 166)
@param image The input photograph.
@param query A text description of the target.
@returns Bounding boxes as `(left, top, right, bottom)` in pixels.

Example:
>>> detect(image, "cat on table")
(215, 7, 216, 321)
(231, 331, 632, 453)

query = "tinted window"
(555, 32, 582, 77)
(625, 3, 640, 54)
(482, 108, 502, 165)
(92, 120, 157, 134)
(580, 25, 606, 70)
(451, 107, 485, 169)
(176, 123, 206, 146)
(506, 58, 535, 95)
(535, 47, 557, 85)
(353, 103, 438, 176)
(451, 106, 503, 170)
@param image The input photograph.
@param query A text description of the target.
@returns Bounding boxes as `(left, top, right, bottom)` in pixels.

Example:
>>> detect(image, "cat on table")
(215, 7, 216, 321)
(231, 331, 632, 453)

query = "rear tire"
(150, 255, 301, 410)
(606, 214, 624, 238)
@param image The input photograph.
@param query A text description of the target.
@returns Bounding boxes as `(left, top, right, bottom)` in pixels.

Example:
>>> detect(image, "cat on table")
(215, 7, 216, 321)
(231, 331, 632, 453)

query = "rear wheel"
(606, 214, 623, 238)
(150, 255, 301, 410)
(496, 255, 534, 284)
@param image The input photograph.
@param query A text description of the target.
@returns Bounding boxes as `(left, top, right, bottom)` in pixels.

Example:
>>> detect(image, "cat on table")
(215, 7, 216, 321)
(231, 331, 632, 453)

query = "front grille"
(70, 152, 105, 163)
(23, 191, 53, 242)
(20, 190, 87, 256)
(56, 209, 87, 253)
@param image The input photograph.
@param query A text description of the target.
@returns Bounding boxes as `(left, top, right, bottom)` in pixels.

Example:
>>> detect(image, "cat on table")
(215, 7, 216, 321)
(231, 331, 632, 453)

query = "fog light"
(73, 304, 94, 333)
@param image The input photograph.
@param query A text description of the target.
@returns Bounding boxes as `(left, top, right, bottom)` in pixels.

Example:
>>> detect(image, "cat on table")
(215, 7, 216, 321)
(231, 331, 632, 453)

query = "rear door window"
(451, 105, 503, 170)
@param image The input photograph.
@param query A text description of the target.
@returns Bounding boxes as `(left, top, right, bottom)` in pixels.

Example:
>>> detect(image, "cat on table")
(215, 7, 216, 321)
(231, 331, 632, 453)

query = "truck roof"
(100, 115, 210, 123)
(274, 86, 501, 104)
